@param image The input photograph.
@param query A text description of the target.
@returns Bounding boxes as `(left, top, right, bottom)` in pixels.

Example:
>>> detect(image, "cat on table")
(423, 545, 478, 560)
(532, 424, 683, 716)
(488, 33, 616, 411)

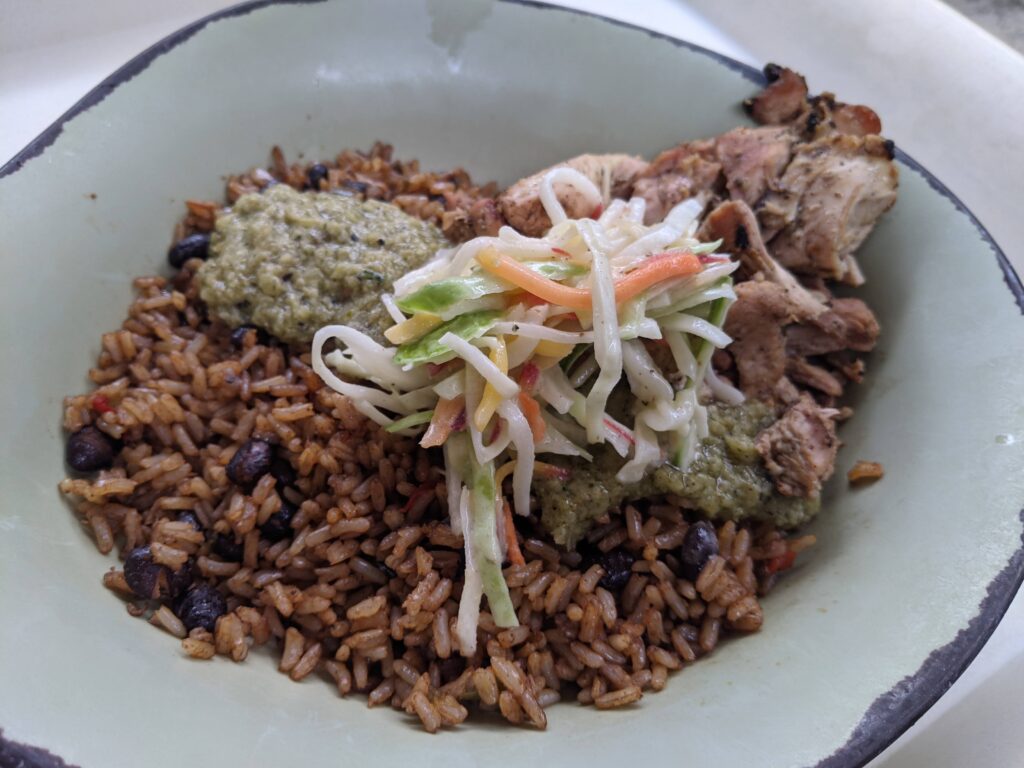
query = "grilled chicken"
(632, 127, 795, 222)
(743, 65, 809, 126)
(723, 280, 813, 400)
(440, 65, 893, 506)
(744, 63, 884, 140)
(758, 133, 897, 285)
(700, 200, 832, 322)
(715, 126, 795, 207)
(706, 199, 879, 407)
(756, 394, 841, 498)
(786, 297, 880, 357)
(497, 153, 647, 237)
(632, 140, 722, 224)
(786, 357, 845, 397)
(441, 198, 504, 241)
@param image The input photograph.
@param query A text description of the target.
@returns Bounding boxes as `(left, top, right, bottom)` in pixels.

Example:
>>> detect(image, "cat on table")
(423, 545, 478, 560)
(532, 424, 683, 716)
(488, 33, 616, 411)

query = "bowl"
(2, 1, 1022, 766)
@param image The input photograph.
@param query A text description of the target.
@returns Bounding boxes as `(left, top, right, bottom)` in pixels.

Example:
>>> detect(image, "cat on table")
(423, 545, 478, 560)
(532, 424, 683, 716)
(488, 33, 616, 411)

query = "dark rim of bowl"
(1, 2, 1021, 767)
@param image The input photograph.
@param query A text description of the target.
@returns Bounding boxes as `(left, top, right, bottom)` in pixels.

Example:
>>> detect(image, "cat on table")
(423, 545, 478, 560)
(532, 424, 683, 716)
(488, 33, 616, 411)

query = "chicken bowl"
(0, 1, 1022, 766)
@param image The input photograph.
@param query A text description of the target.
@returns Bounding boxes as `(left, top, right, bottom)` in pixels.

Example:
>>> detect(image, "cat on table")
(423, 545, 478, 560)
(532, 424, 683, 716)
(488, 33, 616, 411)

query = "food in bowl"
(58, 66, 895, 731)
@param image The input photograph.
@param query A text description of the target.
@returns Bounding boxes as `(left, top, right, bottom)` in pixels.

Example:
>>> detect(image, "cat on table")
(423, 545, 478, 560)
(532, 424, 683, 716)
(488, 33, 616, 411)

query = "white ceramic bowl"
(1, 2, 1022, 766)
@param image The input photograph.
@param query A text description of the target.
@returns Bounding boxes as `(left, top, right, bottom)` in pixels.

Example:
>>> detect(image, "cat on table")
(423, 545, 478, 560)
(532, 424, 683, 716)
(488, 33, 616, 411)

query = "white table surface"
(2, 1, 1022, 765)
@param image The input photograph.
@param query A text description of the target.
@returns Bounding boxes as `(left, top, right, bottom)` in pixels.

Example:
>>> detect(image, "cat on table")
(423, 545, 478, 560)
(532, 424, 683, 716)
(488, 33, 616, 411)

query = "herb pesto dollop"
(197, 185, 446, 344)
(534, 401, 819, 548)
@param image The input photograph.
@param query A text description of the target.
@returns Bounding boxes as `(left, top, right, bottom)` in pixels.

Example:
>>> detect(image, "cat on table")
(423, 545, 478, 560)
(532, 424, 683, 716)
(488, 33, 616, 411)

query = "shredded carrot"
(612, 252, 703, 303)
(420, 396, 465, 448)
(478, 249, 589, 308)
(477, 248, 702, 310)
(518, 391, 546, 443)
(503, 500, 526, 566)
(473, 337, 507, 432)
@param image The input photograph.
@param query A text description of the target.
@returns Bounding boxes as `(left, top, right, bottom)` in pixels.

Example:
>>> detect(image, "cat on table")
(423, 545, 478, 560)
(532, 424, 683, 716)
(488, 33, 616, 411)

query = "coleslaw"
(312, 169, 741, 655)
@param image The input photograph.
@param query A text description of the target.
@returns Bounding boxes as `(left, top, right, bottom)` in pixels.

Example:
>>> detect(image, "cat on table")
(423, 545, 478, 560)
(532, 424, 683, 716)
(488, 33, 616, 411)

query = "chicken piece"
(758, 133, 898, 285)
(797, 96, 886, 143)
(441, 198, 504, 242)
(633, 127, 794, 222)
(705, 200, 877, 401)
(644, 138, 718, 177)
(786, 357, 844, 397)
(497, 154, 647, 236)
(699, 200, 833, 324)
(786, 297, 881, 357)
(825, 351, 867, 384)
(724, 280, 809, 400)
(744, 65, 884, 140)
(632, 140, 722, 224)
(743, 64, 809, 125)
(831, 103, 883, 137)
(715, 126, 795, 207)
(756, 394, 840, 498)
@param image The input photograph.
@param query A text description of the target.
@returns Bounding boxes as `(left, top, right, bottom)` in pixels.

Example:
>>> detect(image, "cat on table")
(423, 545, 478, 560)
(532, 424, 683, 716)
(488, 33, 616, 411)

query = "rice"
(59, 143, 806, 732)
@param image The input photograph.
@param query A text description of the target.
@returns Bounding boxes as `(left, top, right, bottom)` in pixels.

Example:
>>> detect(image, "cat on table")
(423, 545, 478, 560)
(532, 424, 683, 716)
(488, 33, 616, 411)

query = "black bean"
(574, 538, 600, 568)
(598, 549, 635, 591)
(269, 456, 297, 488)
(65, 425, 115, 472)
(226, 438, 273, 488)
(680, 521, 719, 582)
(177, 510, 202, 532)
(169, 559, 195, 600)
(167, 233, 210, 269)
(260, 499, 297, 543)
(438, 655, 467, 683)
(212, 533, 243, 561)
(306, 163, 329, 190)
(123, 546, 172, 600)
(176, 583, 227, 633)
(676, 623, 700, 644)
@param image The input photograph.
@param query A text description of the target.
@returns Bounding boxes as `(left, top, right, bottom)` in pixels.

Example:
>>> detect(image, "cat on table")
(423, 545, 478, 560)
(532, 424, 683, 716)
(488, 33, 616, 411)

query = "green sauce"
(197, 185, 446, 345)
(534, 401, 818, 548)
